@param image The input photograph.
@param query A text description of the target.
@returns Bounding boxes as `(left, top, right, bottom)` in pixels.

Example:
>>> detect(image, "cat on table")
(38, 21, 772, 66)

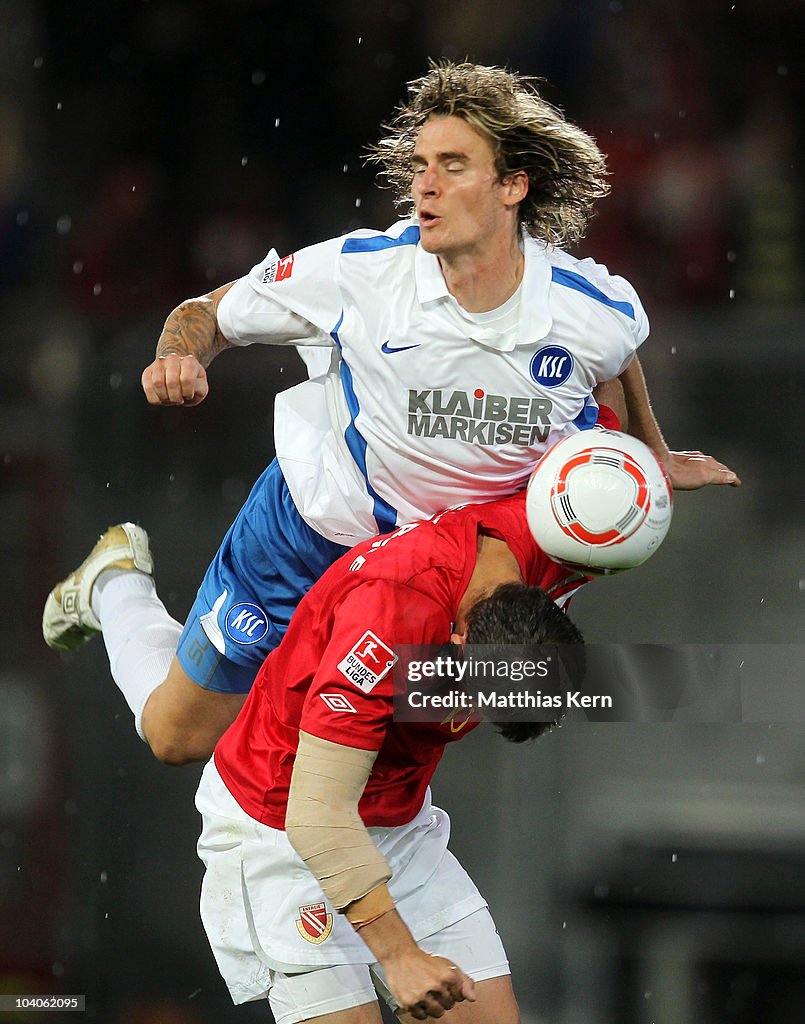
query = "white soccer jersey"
(217, 220, 649, 544)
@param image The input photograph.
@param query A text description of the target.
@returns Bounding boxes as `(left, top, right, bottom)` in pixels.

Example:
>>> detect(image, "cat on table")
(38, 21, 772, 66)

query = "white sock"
(94, 570, 183, 741)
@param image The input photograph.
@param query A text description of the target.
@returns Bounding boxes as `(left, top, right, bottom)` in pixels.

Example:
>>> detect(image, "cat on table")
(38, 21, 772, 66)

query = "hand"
(141, 353, 209, 406)
(663, 450, 741, 490)
(384, 950, 476, 1020)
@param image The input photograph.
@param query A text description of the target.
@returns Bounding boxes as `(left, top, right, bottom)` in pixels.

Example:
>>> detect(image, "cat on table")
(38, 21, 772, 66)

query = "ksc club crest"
(224, 602, 268, 646)
(296, 902, 333, 944)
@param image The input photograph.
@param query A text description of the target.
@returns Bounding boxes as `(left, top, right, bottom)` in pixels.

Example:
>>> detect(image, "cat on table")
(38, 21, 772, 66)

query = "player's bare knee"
(146, 726, 210, 766)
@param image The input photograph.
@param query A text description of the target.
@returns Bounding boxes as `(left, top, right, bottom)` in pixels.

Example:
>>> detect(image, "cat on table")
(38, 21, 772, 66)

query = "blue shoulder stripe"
(551, 266, 636, 320)
(341, 225, 420, 254)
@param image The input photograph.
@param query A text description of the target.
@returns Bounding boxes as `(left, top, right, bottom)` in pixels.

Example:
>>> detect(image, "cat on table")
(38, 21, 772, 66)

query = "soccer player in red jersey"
(197, 489, 584, 1022)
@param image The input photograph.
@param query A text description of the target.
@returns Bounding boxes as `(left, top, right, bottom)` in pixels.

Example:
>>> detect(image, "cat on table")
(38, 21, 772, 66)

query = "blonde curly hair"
(367, 61, 609, 247)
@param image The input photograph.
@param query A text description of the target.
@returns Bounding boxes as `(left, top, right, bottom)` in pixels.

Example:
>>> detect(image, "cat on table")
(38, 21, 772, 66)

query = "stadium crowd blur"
(1, 1, 803, 1023)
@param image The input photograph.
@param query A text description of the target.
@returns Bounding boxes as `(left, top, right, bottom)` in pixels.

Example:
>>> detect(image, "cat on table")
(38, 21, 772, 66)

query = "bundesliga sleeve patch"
(261, 252, 295, 284)
(337, 630, 398, 694)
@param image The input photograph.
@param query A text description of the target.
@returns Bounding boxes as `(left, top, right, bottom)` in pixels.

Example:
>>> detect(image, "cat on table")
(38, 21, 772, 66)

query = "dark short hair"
(367, 61, 609, 247)
(464, 582, 584, 742)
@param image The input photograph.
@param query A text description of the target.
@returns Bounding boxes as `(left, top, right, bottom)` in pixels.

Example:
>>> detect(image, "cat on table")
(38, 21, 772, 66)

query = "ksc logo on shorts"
(338, 630, 397, 694)
(530, 345, 574, 388)
(225, 602, 268, 645)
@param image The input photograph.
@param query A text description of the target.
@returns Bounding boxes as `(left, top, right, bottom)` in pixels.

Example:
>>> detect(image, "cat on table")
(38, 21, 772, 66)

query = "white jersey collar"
(414, 232, 553, 351)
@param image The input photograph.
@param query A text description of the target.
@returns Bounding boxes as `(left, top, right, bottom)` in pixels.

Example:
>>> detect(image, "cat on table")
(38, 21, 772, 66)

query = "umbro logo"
(320, 693, 358, 714)
(381, 340, 421, 355)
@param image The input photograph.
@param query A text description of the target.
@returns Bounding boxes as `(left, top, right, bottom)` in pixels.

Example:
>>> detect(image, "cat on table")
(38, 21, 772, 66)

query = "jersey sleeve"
(217, 234, 345, 348)
(558, 255, 650, 384)
(300, 580, 451, 751)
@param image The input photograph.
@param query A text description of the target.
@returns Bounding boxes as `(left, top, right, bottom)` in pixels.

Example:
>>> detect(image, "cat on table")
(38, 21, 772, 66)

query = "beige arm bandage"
(285, 730, 393, 913)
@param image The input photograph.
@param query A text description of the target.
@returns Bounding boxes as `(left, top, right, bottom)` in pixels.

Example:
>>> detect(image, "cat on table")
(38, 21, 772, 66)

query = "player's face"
(411, 116, 522, 261)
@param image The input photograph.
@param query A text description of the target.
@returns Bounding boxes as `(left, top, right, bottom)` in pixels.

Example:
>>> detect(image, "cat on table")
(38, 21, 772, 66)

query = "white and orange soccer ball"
(526, 429, 673, 575)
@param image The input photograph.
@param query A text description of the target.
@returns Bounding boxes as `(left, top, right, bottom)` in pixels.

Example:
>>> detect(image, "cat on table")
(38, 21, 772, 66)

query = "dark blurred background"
(1, 1, 803, 1022)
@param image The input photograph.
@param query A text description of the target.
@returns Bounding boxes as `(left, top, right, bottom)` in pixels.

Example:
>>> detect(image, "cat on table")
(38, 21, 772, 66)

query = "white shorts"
(195, 759, 507, 1019)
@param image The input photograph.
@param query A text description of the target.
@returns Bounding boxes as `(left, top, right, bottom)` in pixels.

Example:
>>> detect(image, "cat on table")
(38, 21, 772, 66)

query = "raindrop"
(727, 250, 737, 262)
(561, 920, 567, 929)
(670, 345, 677, 355)
(678, 110, 686, 119)
(274, 118, 280, 127)
(644, 991, 652, 1000)
(671, 853, 678, 863)
(343, 164, 349, 173)
(100, 871, 108, 883)
(73, 260, 83, 274)
(52, 962, 65, 978)
(355, 198, 362, 208)
(778, 65, 788, 77)
(358, 36, 362, 44)
(653, 130, 661, 140)
(760, 597, 765, 604)
(64, 799, 77, 815)
(729, 289, 735, 299)
(109, 372, 122, 390)
(16, 209, 29, 226)
(93, 283, 102, 296)
(251, 69, 266, 86)
(756, 754, 766, 765)
(56, 215, 72, 235)
(56, 101, 63, 111)
(241, 156, 248, 167)
(798, 579, 805, 592)
(593, 882, 609, 898)
(33, 56, 43, 69)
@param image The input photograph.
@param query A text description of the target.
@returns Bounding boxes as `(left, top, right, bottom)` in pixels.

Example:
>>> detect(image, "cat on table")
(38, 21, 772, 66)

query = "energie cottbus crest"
(296, 901, 333, 943)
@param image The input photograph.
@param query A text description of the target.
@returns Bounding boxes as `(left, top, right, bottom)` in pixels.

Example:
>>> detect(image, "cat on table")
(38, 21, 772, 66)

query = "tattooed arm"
(141, 282, 235, 407)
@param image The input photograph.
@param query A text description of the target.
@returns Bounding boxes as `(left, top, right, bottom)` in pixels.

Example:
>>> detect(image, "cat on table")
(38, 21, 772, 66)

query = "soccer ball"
(526, 429, 673, 574)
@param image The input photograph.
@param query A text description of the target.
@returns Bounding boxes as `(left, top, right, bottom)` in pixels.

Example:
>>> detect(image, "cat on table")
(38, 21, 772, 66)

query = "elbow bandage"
(285, 731, 392, 912)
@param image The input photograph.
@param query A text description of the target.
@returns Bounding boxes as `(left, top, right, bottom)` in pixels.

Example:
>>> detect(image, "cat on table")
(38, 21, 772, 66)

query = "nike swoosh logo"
(381, 340, 421, 354)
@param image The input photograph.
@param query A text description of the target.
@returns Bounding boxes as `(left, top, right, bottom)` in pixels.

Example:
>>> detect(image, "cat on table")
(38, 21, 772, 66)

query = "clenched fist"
(141, 352, 210, 406)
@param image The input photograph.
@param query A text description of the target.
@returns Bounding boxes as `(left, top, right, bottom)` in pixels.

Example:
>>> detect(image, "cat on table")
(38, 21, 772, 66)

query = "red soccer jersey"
(214, 491, 589, 828)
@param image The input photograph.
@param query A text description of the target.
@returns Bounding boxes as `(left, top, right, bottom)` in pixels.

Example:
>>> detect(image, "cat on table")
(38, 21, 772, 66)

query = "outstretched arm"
(619, 356, 741, 489)
(286, 731, 476, 1020)
(141, 281, 236, 407)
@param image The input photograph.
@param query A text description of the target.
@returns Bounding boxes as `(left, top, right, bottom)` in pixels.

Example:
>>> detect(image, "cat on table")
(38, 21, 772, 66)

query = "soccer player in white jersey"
(43, 62, 739, 764)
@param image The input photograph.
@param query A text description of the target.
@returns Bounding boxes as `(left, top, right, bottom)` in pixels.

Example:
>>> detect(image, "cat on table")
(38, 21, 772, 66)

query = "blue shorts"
(177, 459, 351, 694)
